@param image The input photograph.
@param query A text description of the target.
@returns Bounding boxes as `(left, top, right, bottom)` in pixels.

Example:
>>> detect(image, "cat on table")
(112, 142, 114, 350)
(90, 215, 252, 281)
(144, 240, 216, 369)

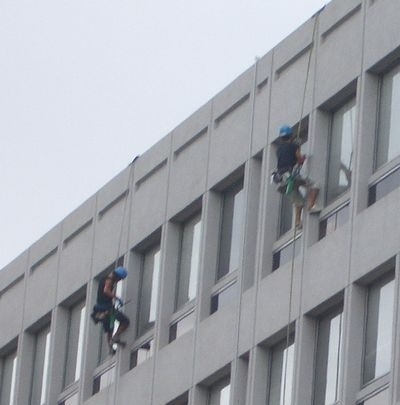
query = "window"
(0, 350, 17, 405)
(210, 281, 238, 314)
(267, 337, 295, 405)
(64, 300, 86, 387)
(363, 274, 395, 384)
(314, 308, 343, 405)
(59, 392, 79, 405)
(137, 244, 161, 336)
(176, 213, 202, 309)
(319, 203, 350, 239)
(361, 388, 389, 405)
(166, 392, 189, 405)
(376, 64, 400, 168)
(218, 180, 245, 279)
(278, 193, 293, 237)
(93, 366, 115, 395)
(31, 326, 51, 405)
(327, 98, 356, 204)
(130, 339, 154, 369)
(272, 236, 302, 271)
(208, 377, 231, 405)
(169, 310, 195, 342)
(368, 166, 400, 205)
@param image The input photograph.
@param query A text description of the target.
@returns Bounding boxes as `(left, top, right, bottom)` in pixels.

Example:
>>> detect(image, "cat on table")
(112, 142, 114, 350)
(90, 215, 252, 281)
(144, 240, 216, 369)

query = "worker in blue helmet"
(272, 125, 320, 228)
(91, 266, 130, 353)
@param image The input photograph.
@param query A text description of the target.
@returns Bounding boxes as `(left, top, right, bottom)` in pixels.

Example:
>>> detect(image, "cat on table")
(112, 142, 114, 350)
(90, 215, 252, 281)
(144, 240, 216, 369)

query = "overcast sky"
(0, 0, 328, 270)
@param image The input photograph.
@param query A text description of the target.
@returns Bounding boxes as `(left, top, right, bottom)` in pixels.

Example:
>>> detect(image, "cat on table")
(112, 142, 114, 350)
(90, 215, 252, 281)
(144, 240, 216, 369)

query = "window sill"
(170, 302, 195, 325)
(320, 193, 350, 220)
(58, 382, 79, 404)
(370, 156, 400, 185)
(357, 373, 390, 403)
(273, 229, 302, 252)
(213, 270, 238, 294)
(93, 357, 116, 379)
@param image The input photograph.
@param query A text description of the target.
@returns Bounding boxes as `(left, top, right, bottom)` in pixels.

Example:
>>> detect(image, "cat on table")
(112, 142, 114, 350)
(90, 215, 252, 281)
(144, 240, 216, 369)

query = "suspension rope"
(282, 12, 320, 405)
(106, 159, 136, 405)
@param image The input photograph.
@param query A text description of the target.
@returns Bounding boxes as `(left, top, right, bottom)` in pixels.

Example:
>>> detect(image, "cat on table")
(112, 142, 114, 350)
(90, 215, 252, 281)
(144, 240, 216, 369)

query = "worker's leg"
(307, 187, 320, 211)
(112, 311, 130, 341)
(295, 206, 303, 228)
(291, 182, 305, 228)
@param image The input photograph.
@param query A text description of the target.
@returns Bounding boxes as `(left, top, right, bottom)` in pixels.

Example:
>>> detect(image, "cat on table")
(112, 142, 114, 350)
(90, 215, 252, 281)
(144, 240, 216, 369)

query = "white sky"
(0, 0, 328, 270)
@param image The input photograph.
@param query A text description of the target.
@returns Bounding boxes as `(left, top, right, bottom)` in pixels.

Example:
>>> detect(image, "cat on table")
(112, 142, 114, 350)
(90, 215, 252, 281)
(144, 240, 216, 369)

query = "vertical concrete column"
(47, 306, 69, 404)
(292, 316, 316, 405)
(80, 279, 101, 401)
(190, 385, 208, 405)
(242, 157, 263, 290)
(230, 355, 249, 405)
(247, 346, 269, 405)
(341, 284, 365, 405)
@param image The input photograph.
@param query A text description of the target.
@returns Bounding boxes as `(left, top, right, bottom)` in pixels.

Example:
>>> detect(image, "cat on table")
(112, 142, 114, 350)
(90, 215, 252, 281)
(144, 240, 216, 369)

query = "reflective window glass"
(208, 377, 231, 405)
(0, 350, 17, 405)
(64, 301, 86, 387)
(218, 180, 244, 279)
(376, 65, 400, 168)
(364, 274, 395, 384)
(268, 338, 295, 405)
(314, 309, 343, 405)
(137, 245, 161, 336)
(176, 213, 202, 309)
(327, 98, 356, 204)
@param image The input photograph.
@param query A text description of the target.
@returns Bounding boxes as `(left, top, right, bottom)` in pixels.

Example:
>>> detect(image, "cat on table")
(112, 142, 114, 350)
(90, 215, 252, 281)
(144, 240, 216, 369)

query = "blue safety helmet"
(279, 125, 293, 137)
(114, 266, 128, 280)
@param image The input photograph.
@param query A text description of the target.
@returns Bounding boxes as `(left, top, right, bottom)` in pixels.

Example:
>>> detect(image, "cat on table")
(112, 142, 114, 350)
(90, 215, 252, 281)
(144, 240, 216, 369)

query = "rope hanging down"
(106, 159, 136, 405)
(281, 12, 320, 405)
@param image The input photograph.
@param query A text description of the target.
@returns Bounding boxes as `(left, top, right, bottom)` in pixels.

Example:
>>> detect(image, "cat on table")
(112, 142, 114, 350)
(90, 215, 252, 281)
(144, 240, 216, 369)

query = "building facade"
(2, 0, 400, 404)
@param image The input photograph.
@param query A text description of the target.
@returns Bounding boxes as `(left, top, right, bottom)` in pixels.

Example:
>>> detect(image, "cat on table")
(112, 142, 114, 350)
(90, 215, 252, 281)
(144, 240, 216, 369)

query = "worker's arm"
(103, 278, 116, 299)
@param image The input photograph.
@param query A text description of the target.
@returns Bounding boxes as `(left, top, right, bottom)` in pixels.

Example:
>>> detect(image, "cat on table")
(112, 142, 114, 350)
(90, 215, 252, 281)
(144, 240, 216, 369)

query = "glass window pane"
(376, 65, 400, 167)
(149, 250, 161, 322)
(279, 236, 302, 268)
(373, 167, 400, 203)
(218, 181, 244, 279)
(65, 301, 86, 387)
(170, 311, 195, 342)
(93, 366, 115, 394)
(268, 339, 295, 405)
(327, 98, 356, 204)
(31, 326, 51, 405)
(209, 378, 230, 405)
(138, 245, 161, 336)
(279, 194, 293, 237)
(0, 351, 17, 405)
(314, 310, 343, 405)
(364, 276, 395, 383)
(211, 282, 238, 314)
(176, 214, 202, 309)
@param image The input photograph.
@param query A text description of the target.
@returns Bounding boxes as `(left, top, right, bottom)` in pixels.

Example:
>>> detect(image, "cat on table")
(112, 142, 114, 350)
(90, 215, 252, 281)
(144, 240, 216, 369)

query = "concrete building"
(2, 0, 400, 403)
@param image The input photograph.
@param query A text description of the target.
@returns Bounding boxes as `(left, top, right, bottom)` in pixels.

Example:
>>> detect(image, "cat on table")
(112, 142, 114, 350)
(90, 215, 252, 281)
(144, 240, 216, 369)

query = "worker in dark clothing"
(273, 125, 320, 228)
(91, 266, 130, 351)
